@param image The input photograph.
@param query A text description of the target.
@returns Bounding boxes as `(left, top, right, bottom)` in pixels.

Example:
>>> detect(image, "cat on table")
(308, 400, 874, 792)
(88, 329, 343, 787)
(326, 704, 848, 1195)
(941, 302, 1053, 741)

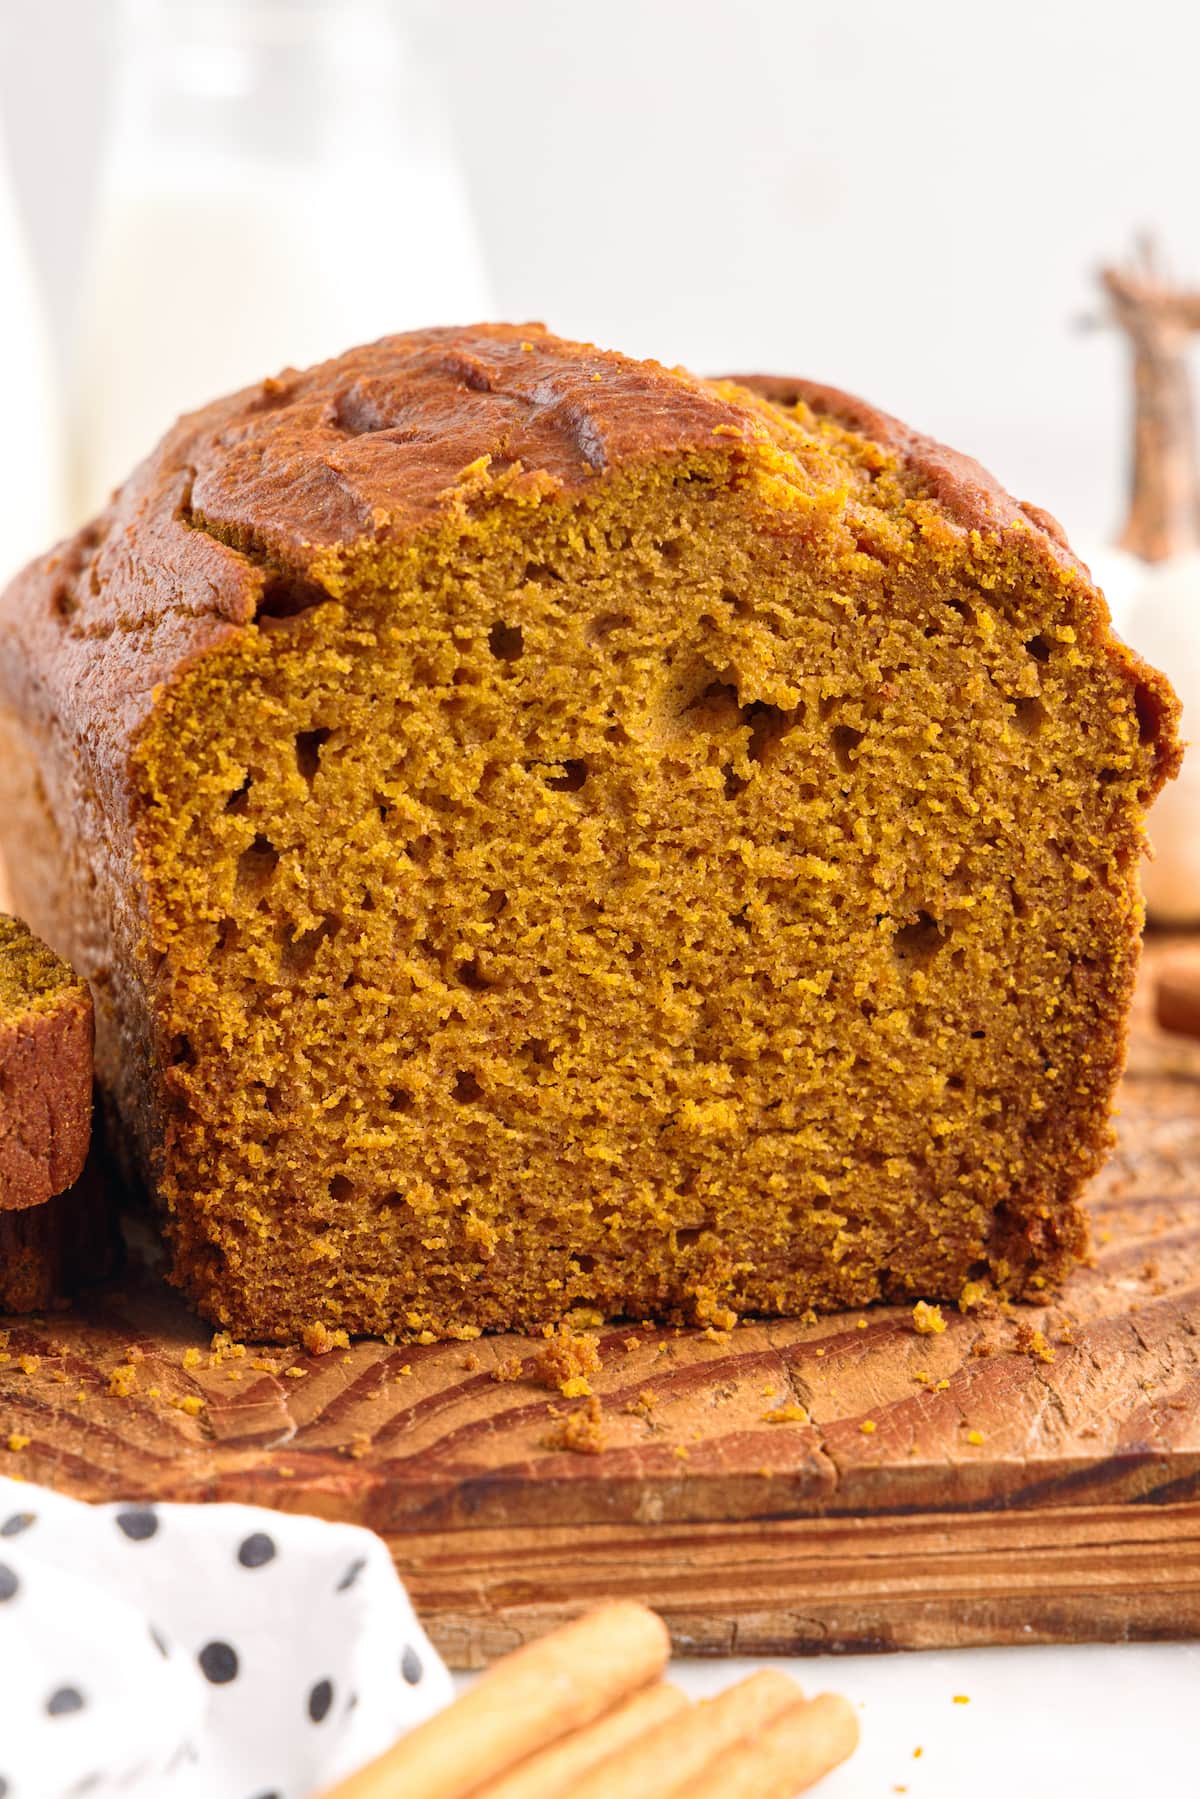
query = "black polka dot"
(198, 1640, 239, 1684)
(150, 1624, 170, 1658)
(401, 1643, 423, 1685)
(0, 1511, 35, 1537)
(116, 1508, 158, 1542)
(237, 1531, 276, 1569)
(0, 1563, 18, 1602)
(308, 1678, 334, 1722)
(336, 1556, 365, 1592)
(47, 1685, 85, 1716)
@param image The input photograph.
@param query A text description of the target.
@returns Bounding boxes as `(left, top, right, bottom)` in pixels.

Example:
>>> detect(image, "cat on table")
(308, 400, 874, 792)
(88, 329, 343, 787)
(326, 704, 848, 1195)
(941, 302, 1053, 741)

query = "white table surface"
(456, 1641, 1200, 1794)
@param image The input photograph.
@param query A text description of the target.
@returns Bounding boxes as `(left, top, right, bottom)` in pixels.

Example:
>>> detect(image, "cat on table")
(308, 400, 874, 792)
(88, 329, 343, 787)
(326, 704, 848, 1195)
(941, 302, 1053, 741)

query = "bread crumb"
(492, 1355, 525, 1383)
(764, 1403, 809, 1424)
(284, 1365, 307, 1378)
(108, 1363, 138, 1398)
(460, 1351, 481, 1371)
(966, 1429, 984, 1446)
(912, 1301, 947, 1335)
(544, 1394, 606, 1455)
(860, 1419, 877, 1435)
(623, 1389, 658, 1420)
(935, 1378, 950, 1392)
(1015, 1323, 1056, 1364)
(952, 1694, 970, 1705)
(18, 1355, 39, 1376)
(182, 1347, 202, 1369)
(815, 1347, 826, 1357)
(172, 1394, 204, 1417)
(673, 1444, 690, 1460)
(6, 1433, 29, 1453)
(347, 1432, 371, 1460)
(532, 1322, 602, 1396)
(148, 1386, 161, 1399)
(690, 1288, 737, 1332)
(624, 1336, 641, 1353)
(302, 1323, 350, 1356)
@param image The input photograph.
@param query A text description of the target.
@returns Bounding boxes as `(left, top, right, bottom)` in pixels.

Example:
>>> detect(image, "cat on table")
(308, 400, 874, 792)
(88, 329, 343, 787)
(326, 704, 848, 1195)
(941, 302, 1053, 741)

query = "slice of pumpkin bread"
(0, 325, 1181, 1340)
(0, 913, 93, 1212)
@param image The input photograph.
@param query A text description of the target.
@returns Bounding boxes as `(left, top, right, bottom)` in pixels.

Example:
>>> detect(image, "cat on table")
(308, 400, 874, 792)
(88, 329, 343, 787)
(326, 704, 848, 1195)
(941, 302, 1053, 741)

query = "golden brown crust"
(723, 372, 1182, 795)
(0, 328, 1181, 800)
(0, 326, 753, 767)
(0, 915, 94, 1211)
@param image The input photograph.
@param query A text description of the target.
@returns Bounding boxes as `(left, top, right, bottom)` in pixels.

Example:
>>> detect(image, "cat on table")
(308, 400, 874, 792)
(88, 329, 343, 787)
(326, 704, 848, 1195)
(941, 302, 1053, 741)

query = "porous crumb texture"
(0, 914, 85, 1021)
(0, 325, 1181, 1340)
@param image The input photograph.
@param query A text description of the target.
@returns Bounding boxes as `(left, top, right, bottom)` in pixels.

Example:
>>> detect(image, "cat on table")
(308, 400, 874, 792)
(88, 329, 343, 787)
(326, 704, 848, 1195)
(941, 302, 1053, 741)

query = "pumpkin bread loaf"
(0, 325, 1181, 1340)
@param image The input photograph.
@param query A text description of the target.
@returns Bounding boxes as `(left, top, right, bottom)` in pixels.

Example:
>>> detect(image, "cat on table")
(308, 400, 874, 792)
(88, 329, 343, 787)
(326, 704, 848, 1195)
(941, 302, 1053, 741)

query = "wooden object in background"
(1099, 238, 1200, 561)
(0, 938, 1198, 1667)
(1156, 957, 1200, 1038)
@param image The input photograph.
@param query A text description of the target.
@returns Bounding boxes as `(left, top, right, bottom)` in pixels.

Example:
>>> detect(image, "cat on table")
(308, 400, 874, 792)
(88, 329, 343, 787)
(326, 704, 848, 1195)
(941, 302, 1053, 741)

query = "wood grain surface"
(1, 938, 1198, 1667)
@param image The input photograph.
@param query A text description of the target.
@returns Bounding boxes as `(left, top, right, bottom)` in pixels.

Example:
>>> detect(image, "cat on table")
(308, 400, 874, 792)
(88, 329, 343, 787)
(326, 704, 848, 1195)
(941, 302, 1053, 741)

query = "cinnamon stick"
(314, 1601, 670, 1799)
(476, 1681, 688, 1798)
(565, 1668, 803, 1799)
(668, 1691, 860, 1797)
(1156, 961, 1200, 1039)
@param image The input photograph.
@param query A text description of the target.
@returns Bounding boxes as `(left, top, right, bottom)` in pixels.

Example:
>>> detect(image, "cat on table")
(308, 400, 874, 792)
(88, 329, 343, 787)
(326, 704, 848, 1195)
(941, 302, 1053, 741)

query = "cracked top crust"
(0, 322, 1181, 820)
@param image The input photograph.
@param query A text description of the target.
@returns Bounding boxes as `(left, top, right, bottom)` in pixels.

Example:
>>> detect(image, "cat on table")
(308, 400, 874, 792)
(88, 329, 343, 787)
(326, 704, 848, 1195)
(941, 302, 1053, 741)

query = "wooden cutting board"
(2, 938, 1198, 1668)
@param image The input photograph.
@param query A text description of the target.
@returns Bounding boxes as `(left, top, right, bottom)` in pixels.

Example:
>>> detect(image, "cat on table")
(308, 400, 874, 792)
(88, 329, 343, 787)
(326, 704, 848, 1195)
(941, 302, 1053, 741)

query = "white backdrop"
(3, 0, 1200, 546)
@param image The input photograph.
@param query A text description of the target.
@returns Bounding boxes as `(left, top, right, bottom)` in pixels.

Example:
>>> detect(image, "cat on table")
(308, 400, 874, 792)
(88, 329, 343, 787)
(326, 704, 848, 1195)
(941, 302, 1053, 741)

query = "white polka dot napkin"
(0, 1476, 452, 1799)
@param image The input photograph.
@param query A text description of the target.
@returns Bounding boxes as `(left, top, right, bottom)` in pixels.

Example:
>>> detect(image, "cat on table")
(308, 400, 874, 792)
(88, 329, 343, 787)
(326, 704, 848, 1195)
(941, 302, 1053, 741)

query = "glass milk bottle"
(71, 0, 493, 520)
(0, 129, 66, 586)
